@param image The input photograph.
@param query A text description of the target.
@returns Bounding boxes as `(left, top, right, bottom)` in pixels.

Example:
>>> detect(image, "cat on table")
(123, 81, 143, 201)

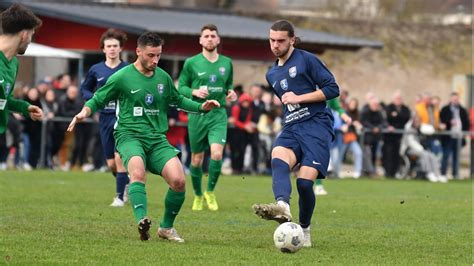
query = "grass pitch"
(0, 170, 471, 264)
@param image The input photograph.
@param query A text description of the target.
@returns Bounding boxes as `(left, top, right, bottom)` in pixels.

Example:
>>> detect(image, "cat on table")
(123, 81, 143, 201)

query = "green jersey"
(85, 64, 203, 135)
(0, 51, 30, 133)
(178, 53, 233, 107)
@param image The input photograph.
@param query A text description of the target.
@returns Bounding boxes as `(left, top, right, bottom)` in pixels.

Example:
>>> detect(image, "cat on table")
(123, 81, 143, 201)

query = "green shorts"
(115, 132, 180, 175)
(188, 108, 227, 153)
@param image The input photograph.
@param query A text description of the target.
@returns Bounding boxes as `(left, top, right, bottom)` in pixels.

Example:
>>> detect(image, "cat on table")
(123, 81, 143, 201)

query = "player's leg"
(203, 143, 224, 211)
(204, 116, 227, 211)
(297, 166, 318, 247)
(116, 136, 150, 240)
(296, 118, 333, 248)
(114, 152, 129, 202)
(100, 114, 128, 207)
(146, 140, 185, 243)
(253, 143, 298, 223)
(157, 156, 186, 243)
(190, 152, 204, 210)
(127, 156, 151, 241)
(188, 115, 208, 211)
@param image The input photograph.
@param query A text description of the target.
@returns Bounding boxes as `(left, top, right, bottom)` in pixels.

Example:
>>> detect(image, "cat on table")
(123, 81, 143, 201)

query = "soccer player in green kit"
(68, 32, 220, 242)
(0, 3, 43, 134)
(179, 24, 237, 211)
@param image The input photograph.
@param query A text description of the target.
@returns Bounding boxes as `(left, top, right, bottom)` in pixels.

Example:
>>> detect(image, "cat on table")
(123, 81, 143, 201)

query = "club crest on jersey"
(145, 94, 154, 105)
(280, 79, 288, 90)
(219, 67, 226, 76)
(157, 84, 164, 95)
(209, 74, 217, 83)
(4, 83, 11, 95)
(289, 66, 297, 78)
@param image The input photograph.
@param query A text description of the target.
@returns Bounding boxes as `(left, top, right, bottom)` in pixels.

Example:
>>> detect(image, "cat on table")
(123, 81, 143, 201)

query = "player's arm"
(178, 60, 208, 99)
(327, 97, 351, 124)
(80, 68, 97, 101)
(171, 77, 218, 112)
(7, 94, 43, 121)
(226, 61, 237, 101)
(283, 54, 340, 105)
(68, 77, 119, 131)
(177, 60, 194, 98)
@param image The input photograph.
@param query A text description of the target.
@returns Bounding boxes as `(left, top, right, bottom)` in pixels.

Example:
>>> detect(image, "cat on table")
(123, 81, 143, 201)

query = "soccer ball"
(273, 222, 304, 253)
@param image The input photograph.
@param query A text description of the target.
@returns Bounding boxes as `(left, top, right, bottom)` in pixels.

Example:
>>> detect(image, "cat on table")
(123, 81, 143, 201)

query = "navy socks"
(297, 178, 315, 228)
(271, 158, 291, 204)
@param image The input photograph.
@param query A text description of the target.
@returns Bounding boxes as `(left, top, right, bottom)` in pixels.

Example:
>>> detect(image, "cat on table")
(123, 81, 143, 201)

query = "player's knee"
(129, 168, 146, 182)
(169, 177, 185, 191)
(210, 150, 223, 161)
(191, 153, 204, 166)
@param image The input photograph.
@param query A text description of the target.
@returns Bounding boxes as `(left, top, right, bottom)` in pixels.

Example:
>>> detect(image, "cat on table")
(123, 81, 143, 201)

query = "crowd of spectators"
(0, 75, 471, 182)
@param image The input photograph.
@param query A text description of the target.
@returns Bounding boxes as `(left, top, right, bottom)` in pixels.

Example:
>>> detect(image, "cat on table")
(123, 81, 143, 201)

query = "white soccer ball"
(273, 222, 304, 253)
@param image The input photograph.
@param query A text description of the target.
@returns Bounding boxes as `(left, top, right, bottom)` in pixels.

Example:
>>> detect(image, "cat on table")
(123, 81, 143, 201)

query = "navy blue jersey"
(80, 61, 128, 114)
(266, 49, 339, 127)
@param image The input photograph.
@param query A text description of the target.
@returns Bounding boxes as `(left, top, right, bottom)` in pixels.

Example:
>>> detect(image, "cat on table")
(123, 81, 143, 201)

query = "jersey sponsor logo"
(198, 72, 206, 76)
(289, 66, 297, 78)
(157, 84, 164, 95)
(219, 67, 226, 76)
(133, 107, 143, 116)
(287, 103, 300, 112)
(280, 79, 288, 90)
(209, 74, 217, 83)
(145, 94, 154, 105)
(97, 77, 104, 82)
(131, 89, 141, 94)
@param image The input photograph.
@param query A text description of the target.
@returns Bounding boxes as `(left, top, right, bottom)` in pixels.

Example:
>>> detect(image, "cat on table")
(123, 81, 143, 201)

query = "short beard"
(203, 45, 217, 52)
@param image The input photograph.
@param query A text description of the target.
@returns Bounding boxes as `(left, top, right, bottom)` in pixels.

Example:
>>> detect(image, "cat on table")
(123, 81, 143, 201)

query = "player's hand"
(226, 89, 237, 102)
(193, 87, 209, 99)
(67, 107, 90, 132)
(28, 105, 43, 121)
(340, 113, 352, 124)
(281, 92, 300, 105)
(201, 100, 220, 111)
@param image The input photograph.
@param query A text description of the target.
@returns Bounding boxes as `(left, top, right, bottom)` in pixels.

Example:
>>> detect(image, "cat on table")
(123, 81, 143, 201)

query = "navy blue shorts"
(273, 115, 334, 179)
(99, 113, 117, 160)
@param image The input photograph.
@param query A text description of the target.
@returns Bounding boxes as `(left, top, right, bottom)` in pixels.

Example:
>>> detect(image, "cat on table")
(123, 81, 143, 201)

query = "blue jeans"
(441, 138, 461, 177)
(341, 141, 363, 175)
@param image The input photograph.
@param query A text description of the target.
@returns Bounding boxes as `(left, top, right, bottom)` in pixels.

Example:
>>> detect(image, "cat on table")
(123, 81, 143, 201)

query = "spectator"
(341, 98, 363, 179)
(249, 84, 265, 173)
(23, 87, 43, 168)
(257, 106, 282, 174)
(360, 96, 386, 176)
(439, 92, 469, 179)
(382, 90, 411, 177)
(56, 85, 83, 170)
(52, 73, 71, 100)
(230, 93, 255, 174)
(415, 92, 441, 154)
(400, 115, 445, 182)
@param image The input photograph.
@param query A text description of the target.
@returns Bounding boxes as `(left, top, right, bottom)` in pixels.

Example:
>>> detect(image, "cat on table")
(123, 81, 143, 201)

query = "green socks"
(160, 188, 185, 228)
(207, 159, 222, 192)
(315, 179, 322, 186)
(190, 165, 203, 196)
(128, 182, 147, 224)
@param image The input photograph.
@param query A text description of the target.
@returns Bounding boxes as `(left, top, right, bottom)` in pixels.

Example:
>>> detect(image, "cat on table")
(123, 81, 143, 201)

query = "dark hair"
(201, 24, 219, 35)
(1, 3, 42, 34)
(270, 20, 300, 45)
(137, 32, 163, 48)
(100, 28, 127, 49)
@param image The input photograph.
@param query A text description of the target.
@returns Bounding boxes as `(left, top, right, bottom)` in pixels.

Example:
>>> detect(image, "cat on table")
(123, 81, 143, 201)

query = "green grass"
(0, 171, 471, 265)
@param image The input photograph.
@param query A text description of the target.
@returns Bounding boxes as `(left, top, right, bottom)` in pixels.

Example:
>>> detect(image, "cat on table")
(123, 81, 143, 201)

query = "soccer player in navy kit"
(252, 20, 340, 248)
(81, 29, 129, 207)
